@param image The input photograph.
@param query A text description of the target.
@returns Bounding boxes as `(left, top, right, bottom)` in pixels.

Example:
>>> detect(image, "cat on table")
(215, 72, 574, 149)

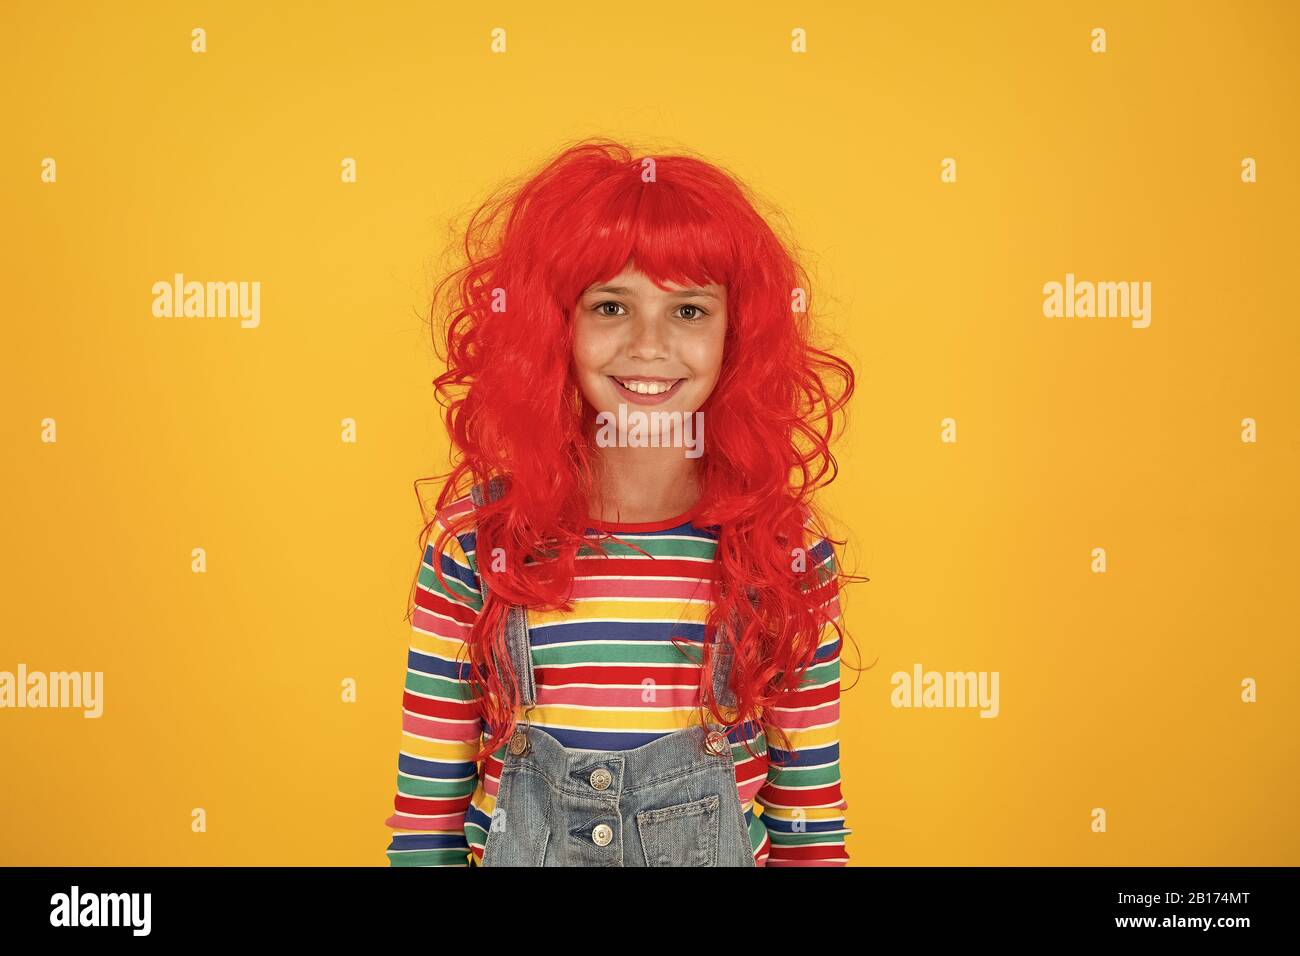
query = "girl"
(384, 139, 864, 866)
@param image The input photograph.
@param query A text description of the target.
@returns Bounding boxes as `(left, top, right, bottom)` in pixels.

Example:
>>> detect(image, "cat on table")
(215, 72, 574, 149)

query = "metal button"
(592, 823, 613, 847)
(704, 730, 729, 756)
(589, 767, 612, 791)
(508, 730, 530, 756)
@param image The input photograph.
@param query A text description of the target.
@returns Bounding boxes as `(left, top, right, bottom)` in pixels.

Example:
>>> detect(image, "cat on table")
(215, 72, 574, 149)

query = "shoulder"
(437, 487, 481, 531)
(794, 501, 839, 570)
(424, 488, 482, 573)
(422, 472, 521, 578)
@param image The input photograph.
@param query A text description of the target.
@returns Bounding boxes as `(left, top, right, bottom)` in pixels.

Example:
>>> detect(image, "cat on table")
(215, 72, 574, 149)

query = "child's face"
(572, 264, 727, 419)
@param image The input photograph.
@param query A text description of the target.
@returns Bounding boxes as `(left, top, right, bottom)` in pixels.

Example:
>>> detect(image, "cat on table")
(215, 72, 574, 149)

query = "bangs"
(551, 172, 741, 302)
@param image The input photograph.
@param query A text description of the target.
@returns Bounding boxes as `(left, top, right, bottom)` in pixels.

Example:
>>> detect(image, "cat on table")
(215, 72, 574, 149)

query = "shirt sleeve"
(754, 523, 852, 866)
(384, 513, 485, 866)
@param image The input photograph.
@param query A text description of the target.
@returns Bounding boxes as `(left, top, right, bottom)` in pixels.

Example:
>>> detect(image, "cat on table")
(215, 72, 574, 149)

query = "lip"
(608, 375, 685, 406)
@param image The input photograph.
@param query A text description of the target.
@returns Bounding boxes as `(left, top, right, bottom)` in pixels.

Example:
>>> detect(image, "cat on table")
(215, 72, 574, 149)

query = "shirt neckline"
(585, 501, 703, 533)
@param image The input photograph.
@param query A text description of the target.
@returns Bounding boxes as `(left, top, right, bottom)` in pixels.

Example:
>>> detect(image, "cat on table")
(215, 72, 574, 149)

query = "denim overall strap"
(712, 586, 761, 710)
(710, 614, 738, 710)
(469, 478, 534, 707)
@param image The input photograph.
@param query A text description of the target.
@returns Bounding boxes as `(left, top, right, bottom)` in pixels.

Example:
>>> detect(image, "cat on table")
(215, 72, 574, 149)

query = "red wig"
(410, 137, 865, 765)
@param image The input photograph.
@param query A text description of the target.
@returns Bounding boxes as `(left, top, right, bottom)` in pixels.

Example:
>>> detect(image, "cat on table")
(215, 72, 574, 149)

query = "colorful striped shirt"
(384, 490, 852, 866)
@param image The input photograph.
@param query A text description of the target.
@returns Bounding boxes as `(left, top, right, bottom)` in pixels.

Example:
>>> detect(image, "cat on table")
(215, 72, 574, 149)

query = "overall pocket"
(635, 793, 721, 866)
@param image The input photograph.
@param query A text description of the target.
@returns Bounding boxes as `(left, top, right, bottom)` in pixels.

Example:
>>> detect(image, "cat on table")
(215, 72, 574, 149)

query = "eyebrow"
(585, 285, 721, 301)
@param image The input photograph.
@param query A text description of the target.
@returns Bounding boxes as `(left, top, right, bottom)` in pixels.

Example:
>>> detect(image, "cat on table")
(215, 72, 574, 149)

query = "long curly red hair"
(409, 137, 866, 765)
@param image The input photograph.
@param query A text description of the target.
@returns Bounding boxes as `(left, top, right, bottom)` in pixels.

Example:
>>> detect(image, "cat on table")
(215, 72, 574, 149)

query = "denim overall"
(469, 478, 756, 867)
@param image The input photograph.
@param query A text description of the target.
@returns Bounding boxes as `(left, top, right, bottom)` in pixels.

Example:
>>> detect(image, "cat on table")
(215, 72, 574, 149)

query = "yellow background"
(2, 0, 1297, 865)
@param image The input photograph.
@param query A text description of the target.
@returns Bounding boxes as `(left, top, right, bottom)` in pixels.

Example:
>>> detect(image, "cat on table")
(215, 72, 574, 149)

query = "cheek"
(690, 326, 727, 380)
(571, 321, 610, 376)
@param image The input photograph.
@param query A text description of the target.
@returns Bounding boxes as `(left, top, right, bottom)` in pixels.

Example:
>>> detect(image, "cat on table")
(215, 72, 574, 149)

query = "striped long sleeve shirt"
(384, 491, 852, 866)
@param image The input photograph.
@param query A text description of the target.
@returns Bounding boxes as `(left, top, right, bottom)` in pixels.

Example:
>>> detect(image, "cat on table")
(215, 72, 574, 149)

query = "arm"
(754, 525, 852, 866)
(384, 512, 484, 866)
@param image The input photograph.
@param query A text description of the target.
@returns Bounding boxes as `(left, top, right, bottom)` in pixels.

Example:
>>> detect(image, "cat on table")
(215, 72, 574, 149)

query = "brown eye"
(678, 305, 706, 322)
(596, 302, 625, 317)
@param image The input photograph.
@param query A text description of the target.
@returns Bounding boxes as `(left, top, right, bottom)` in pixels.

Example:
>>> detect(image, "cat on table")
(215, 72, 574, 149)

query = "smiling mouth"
(608, 376, 683, 396)
(606, 376, 687, 406)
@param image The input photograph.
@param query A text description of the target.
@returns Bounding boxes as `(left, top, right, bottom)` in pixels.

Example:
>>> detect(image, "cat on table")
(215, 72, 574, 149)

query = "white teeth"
(615, 378, 677, 395)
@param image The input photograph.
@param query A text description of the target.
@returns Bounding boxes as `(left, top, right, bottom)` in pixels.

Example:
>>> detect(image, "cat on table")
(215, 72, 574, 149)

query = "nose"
(626, 313, 669, 360)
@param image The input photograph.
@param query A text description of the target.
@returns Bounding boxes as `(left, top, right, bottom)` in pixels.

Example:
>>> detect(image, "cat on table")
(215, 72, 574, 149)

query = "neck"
(588, 446, 701, 524)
